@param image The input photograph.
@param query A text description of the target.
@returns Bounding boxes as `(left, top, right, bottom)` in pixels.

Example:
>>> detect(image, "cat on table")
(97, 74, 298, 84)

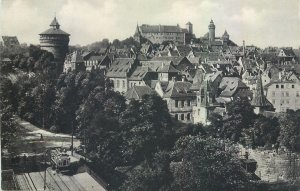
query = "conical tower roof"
(50, 17, 60, 29)
(251, 71, 272, 107)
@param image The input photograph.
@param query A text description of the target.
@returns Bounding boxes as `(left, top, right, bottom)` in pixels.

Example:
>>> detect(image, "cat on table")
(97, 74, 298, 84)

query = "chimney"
(182, 76, 185, 82)
(279, 71, 282, 81)
(243, 40, 245, 57)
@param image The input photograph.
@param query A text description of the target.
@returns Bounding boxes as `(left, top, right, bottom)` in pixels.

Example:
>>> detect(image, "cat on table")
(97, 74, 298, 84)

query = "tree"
(278, 111, 300, 152)
(120, 151, 173, 191)
(119, 95, 175, 164)
(0, 77, 18, 147)
(221, 98, 257, 143)
(247, 116, 280, 148)
(171, 135, 252, 191)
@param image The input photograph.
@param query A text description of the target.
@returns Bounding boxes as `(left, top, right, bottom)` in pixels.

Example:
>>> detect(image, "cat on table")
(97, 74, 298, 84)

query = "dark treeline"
(1, 45, 300, 191)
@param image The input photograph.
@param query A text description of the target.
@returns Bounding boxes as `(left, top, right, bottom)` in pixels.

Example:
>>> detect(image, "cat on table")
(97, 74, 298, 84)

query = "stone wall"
(239, 145, 300, 182)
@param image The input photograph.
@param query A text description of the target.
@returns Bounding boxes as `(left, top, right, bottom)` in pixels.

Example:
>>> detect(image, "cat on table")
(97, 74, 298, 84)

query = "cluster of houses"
(63, 20, 300, 124)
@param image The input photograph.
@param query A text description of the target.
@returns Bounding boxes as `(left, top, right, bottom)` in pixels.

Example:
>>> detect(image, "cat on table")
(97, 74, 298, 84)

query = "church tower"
(134, 24, 144, 43)
(251, 66, 273, 114)
(208, 19, 215, 42)
(39, 17, 70, 73)
(222, 30, 229, 42)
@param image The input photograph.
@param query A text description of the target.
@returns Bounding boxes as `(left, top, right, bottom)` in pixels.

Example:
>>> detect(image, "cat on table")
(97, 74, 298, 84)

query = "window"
(272, 92, 275, 97)
(175, 114, 178, 120)
(296, 92, 299, 97)
(181, 101, 184, 108)
(187, 113, 191, 121)
(281, 92, 284, 97)
(122, 80, 125, 88)
(292, 85, 295, 88)
(276, 85, 279, 88)
(286, 92, 289, 97)
(187, 100, 191, 107)
(117, 80, 120, 88)
(175, 100, 179, 107)
(181, 114, 184, 120)
(281, 85, 284, 88)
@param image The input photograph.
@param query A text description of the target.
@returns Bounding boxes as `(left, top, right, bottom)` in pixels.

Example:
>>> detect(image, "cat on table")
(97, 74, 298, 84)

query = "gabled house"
(128, 66, 156, 88)
(124, 85, 156, 101)
(85, 55, 111, 71)
(140, 60, 180, 81)
(195, 52, 226, 64)
(278, 48, 297, 65)
(216, 77, 252, 103)
(155, 79, 196, 123)
(174, 45, 194, 57)
(106, 58, 139, 94)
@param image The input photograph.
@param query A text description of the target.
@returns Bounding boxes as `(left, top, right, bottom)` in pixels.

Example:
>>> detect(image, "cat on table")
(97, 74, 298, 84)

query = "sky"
(1, 0, 300, 48)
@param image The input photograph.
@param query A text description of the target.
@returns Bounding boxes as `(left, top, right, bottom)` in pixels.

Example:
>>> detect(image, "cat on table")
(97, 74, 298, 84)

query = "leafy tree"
(119, 95, 175, 164)
(0, 77, 18, 147)
(278, 111, 300, 152)
(171, 135, 252, 191)
(120, 151, 173, 191)
(221, 98, 256, 143)
(247, 116, 280, 148)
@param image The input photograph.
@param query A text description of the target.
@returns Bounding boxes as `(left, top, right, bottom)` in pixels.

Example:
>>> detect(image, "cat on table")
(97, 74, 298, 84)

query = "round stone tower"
(39, 17, 70, 73)
(208, 19, 215, 42)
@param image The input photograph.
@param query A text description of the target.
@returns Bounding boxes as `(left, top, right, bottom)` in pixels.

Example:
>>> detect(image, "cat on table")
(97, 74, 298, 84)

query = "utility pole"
(43, 150, 48, 190)
(41, 84, 46, 129)
(71, 120, 74, 156)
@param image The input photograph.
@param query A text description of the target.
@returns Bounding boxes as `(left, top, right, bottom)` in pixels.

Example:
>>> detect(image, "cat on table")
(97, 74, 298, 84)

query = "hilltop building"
(39, 17, 70, 73)
(199, 20, 237, 50)
(134, 22, 195, 45)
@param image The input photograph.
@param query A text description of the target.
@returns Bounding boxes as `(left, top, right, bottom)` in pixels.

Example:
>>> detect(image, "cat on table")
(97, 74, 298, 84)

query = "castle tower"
(39, 17, 70, 73)
(208, 19, 215, 42)
(185, 21, 193, 34)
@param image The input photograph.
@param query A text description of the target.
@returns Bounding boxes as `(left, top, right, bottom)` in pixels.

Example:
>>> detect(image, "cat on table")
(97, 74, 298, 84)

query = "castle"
(134, 22, 194, 45)
(39, 17, 70, 73)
